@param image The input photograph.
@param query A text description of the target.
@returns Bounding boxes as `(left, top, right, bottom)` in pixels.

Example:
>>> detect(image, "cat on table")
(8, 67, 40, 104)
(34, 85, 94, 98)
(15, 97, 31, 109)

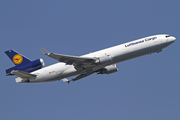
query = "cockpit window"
(166, 35, 170, 38)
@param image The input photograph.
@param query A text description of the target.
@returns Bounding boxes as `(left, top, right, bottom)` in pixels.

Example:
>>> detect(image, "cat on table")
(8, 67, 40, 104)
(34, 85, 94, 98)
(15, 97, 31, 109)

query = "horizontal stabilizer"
(11, 70, 36, 79)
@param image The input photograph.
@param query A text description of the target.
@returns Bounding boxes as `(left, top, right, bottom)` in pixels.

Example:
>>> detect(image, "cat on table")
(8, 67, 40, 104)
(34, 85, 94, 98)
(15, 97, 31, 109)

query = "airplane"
(5, 34, 176, 83)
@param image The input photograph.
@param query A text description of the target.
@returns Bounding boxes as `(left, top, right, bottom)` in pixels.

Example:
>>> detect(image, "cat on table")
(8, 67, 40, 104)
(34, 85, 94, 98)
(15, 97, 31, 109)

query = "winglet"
(40, 48, 50, 55)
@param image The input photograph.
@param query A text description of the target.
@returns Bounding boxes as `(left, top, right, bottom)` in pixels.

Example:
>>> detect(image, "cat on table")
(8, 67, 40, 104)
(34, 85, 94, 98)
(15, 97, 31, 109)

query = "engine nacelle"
(96, 55, 113, 65)
(6, 58, 45, 75)
(98, 64, 118, 74)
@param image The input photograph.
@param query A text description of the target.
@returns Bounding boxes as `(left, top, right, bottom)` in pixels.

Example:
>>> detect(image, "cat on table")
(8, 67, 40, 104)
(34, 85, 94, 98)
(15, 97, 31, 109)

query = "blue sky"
(0, 0, 180, 120)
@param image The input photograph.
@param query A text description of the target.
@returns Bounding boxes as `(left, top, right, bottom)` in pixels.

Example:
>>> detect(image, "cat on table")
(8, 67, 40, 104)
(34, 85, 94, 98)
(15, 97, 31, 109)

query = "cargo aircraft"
(5, 34, 176, 83)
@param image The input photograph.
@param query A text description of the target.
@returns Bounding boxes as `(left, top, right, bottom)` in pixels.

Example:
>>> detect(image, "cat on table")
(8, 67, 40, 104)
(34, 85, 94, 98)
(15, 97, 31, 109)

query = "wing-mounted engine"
(6, 59, 45, 75)
(95, 55, 113, 65)
(97, 64, 118, 74)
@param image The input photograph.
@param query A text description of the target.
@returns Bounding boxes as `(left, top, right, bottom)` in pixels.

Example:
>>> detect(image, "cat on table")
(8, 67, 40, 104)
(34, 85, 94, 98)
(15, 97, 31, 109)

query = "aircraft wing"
(62, 71, 95, 83)
(41, 48, 97, 70)
(11, 70, 36, 79)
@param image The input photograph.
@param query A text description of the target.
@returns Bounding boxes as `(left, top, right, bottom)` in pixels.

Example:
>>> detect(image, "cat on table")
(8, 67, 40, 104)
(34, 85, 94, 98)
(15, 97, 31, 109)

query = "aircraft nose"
(170, 36, 176, 42)
(167, 36, 176, 43)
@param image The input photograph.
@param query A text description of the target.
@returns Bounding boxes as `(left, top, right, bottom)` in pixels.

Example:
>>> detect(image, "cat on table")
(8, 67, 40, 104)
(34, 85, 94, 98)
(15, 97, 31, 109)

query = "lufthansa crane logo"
(13, 54, 23, 64)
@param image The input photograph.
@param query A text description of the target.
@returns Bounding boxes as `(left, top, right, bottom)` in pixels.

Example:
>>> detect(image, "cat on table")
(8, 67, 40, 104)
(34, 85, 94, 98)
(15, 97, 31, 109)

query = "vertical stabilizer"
(5, 49, 45, 76)
(5, 49, 32, 66)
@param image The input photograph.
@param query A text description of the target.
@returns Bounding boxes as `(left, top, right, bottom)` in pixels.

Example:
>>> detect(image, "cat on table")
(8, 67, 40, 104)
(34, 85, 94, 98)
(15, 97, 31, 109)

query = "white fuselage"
(16, 34, 176, 83)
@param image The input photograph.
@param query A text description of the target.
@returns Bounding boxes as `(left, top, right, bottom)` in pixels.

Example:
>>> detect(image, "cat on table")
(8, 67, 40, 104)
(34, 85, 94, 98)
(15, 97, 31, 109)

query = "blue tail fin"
(5, 49, 32, 66)
(5, 49, 45, 76)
